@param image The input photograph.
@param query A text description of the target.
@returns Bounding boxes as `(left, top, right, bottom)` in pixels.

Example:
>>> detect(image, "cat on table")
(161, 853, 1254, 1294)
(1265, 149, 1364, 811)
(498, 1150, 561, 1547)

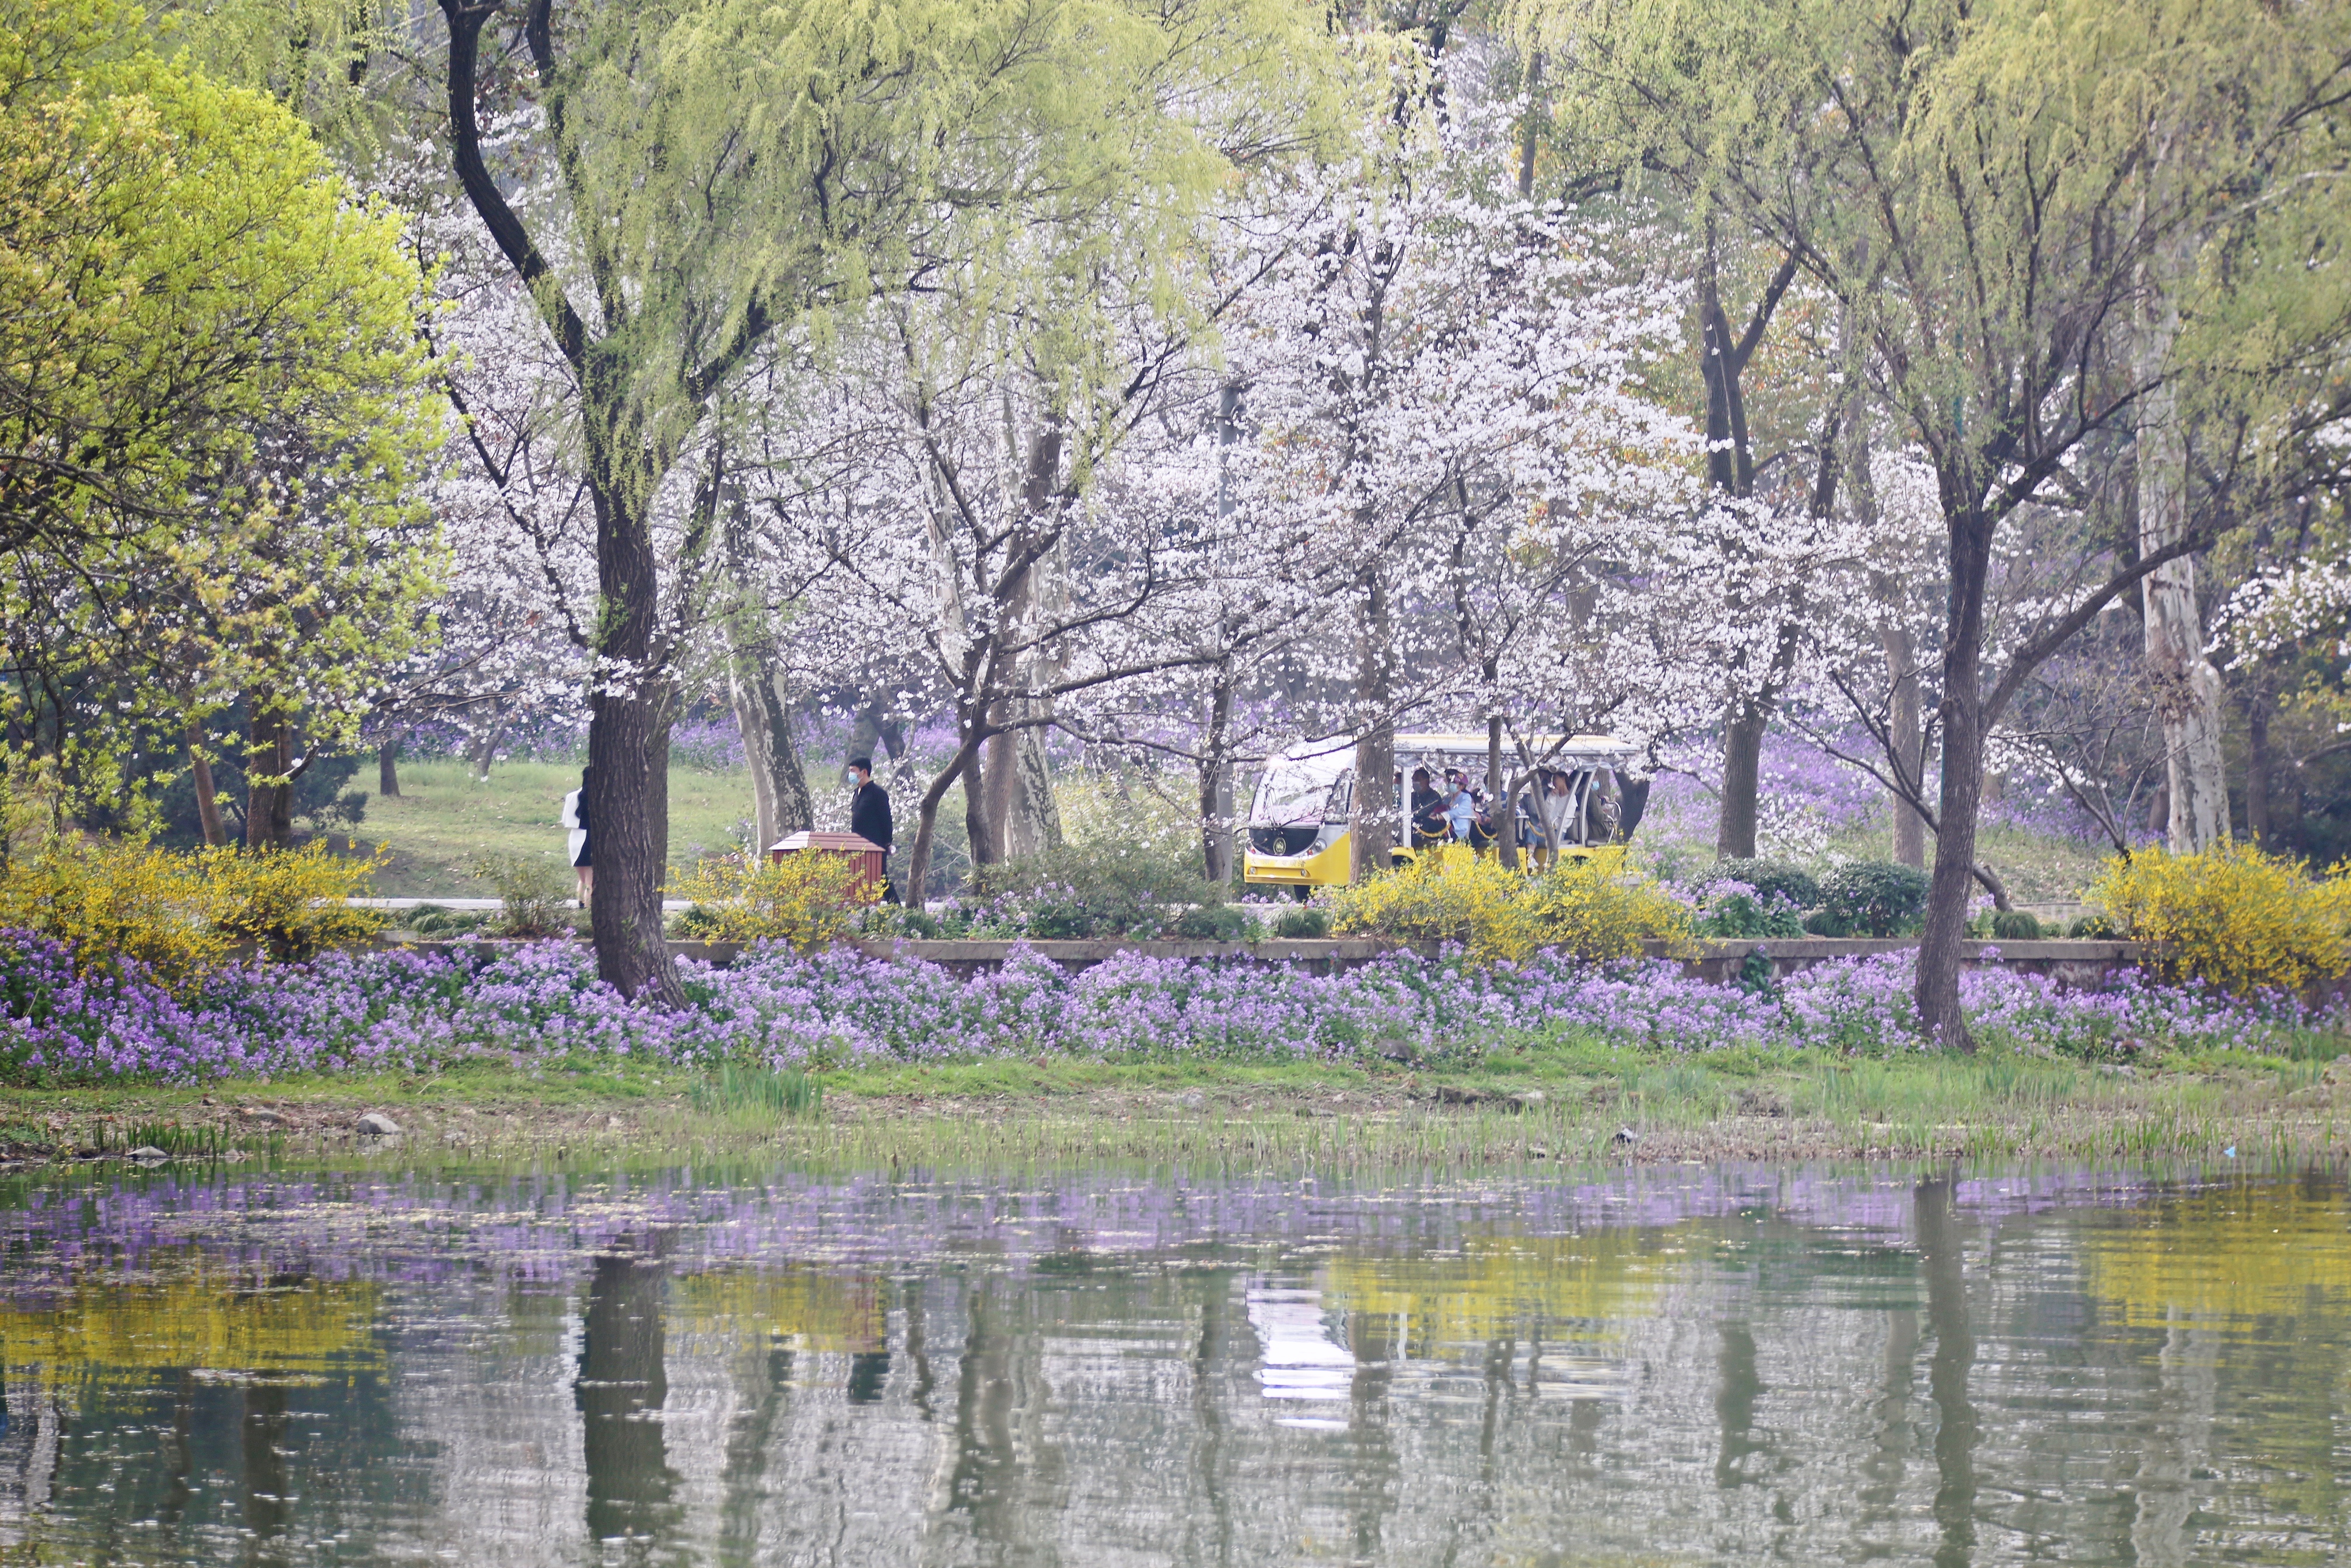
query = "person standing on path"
(561, 766, 593, 905)
(847, 757, 895, 902)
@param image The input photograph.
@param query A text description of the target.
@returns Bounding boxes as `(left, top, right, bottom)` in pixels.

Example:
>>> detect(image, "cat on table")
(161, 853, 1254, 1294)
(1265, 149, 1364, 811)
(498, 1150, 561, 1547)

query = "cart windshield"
(1248, 754, 1349, 828)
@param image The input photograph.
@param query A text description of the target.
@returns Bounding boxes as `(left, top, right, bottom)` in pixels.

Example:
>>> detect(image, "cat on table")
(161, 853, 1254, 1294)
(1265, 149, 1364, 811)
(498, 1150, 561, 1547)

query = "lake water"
(0, 1158, 2345, 1566)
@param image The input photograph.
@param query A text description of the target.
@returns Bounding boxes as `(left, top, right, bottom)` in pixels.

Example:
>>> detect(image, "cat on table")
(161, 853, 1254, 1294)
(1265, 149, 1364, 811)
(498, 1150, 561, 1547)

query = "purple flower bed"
(0, 929, 2321, 1086)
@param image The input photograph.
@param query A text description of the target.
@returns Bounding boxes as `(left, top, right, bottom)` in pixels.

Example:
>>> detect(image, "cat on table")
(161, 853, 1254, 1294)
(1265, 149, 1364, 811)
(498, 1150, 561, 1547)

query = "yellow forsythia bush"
(1326, 846, 1689, 964)
(204, 841, 389, 960)
(0, 835, 226, 985)
(1520, 848, 1694, 961)
(673, 850, 876, 951)
(0, 835, 386, 984)
(2088, 842, 2351, 998)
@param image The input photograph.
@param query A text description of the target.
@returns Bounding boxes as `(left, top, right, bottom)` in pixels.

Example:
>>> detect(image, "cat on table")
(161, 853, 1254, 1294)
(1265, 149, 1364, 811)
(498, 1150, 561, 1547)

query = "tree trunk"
(1199, 660, 1237, 885)
(1488, 714, 1517, 870)
(649, 694, 673, 886)
(1884, 624, 1927, 868)
(188, 723, 226, 847)
(465, 709, 507, 782)
(244, 702, 294, 850)
(848, 704, 881, 780)
(973, 423, 1067, 864)
(1349, 571, 1397, 882)
(727, 635, 813, 852)
(2244, 686, 2270, 842)
(438, 0, 681, 1005)
(1007, 728, 1060, 858)
(1915, 512, 1993, 1049)
(2137, 258, 2229, 852)
(965, 705, 1006, 870)
(376, 730, 403, 799)
(905, 737, 984, 905)
(1716, 701, 1765, 860)
(720, 494, 813, 853)
(846, 698, 912, 786)
(984, 723, 1060, 860)
(584, 477, 683, 1003)
(1693, 231, 1791, 860)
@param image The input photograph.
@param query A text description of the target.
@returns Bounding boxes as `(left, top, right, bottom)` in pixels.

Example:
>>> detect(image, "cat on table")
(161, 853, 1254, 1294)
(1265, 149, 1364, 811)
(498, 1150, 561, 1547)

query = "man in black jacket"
(847, 757, 895, 900)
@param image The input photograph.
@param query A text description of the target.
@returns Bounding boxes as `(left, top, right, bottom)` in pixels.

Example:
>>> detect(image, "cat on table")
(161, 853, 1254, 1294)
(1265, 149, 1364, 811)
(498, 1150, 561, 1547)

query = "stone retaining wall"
(1643, 937, 2142, 989)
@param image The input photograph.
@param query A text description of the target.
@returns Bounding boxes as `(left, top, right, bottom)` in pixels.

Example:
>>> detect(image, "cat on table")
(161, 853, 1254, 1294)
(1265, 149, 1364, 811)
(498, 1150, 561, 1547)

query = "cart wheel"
(1293, 886, 1311, 904)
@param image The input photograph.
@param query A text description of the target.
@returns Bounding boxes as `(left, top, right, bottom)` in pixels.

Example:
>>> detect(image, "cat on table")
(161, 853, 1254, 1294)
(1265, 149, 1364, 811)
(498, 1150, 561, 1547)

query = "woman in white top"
(559, 767, 592, 905)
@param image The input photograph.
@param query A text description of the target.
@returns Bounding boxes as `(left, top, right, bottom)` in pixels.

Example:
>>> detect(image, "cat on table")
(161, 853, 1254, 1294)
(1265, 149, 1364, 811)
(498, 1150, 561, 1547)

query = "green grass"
(1821, 815, 2112, 905)
(4, 1032, 2346, 1175)
(354, 758, 760, 897)
(692, 1062, 823, 1121)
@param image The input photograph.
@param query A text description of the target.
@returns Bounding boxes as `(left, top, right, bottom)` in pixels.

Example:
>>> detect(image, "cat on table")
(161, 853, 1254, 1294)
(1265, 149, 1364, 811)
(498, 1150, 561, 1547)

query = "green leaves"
(0, 0, 445, 783)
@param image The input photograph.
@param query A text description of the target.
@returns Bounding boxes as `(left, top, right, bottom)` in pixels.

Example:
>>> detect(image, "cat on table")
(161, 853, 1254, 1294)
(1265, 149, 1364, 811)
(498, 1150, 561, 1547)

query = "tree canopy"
(0, 0, 443, 822)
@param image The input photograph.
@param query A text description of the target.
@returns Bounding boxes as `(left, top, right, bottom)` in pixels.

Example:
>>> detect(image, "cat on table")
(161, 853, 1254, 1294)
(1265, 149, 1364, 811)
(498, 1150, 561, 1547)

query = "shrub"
(310, 789, 369, 835)
(205, 841, 389, 959)
(1327, 846, 1688, 964)
(1709, 858, 1820, 910)
(0, 835, 384, 982)
(1326, 848, 1522, 957)
(470, 852, 573, 938)
(879, 905, 943, 939)
(669, 904, 726, 940)
(1807, 860, 1931, 937)
(670, 850, 875, 951)
(1521, 852, 1694, 961)
(1694, 880, 1807, 939)
(1274, 906, 1331, 939)
(2069, 912, 2121, 939)
(404, 904, 493, 936)
(973, 838, 1228, 940)
(1171, 904, 1252, 942)
(0, 834, 226, 985)
(1989, 909, 2044, 941)
(2088, 842, 2351, 998)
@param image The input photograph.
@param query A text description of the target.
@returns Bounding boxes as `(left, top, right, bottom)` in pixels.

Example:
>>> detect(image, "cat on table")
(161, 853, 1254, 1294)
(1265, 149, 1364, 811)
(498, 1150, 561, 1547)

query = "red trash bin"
(768, 831, 887, 901)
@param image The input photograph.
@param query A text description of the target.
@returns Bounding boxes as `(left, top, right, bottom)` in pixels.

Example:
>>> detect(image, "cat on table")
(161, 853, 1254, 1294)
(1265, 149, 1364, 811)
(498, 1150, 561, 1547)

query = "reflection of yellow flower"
(2081, 1184, 2351, 1328)
(0, 1261, 380, 1386)
(1324, 1229, 1686, 1356)
(672, 1267, 887, 1353)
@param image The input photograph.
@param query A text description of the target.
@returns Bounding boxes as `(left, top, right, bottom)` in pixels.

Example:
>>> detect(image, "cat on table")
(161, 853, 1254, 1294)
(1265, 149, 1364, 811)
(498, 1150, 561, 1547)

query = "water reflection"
(579, 1237, 681, 1558)
(0, 1162, 2345, 1564)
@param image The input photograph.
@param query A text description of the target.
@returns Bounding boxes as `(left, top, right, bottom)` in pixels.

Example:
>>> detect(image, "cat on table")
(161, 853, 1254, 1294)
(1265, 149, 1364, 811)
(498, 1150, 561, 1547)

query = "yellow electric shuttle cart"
(1241, 732, 1648, 895)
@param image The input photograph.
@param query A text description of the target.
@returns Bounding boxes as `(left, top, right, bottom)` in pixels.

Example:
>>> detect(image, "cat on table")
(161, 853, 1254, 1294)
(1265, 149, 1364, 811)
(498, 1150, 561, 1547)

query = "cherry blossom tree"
(1207, 84, 1703, 879)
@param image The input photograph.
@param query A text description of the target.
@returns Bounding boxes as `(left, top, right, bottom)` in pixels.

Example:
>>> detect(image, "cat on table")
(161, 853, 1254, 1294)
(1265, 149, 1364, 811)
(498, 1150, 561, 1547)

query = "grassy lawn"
(1822, 816, 2112, 906)
(353, 758, 761, 897)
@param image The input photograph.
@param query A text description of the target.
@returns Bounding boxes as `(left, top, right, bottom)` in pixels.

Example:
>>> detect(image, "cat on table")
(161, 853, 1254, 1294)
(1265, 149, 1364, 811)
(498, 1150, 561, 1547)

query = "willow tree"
(1522, 0, 2351, 1044)
(427, 0, 1339, 996)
